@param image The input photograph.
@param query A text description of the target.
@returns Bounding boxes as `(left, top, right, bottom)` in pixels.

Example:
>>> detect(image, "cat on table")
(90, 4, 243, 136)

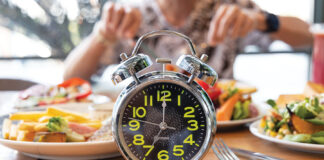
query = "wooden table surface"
(0, 91, 323, 160)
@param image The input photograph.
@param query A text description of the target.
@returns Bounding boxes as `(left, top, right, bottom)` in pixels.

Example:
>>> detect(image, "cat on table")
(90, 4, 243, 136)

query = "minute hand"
(128, 117, 176, 130)
(162, 92, 166, 123)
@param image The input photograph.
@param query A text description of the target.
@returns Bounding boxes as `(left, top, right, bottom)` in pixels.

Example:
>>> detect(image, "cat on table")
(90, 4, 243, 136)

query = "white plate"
(250, 120, 324, 154)
(0, 111, 120, 159)
(217, 103, 265, 129)
(14, 94, 111, 111)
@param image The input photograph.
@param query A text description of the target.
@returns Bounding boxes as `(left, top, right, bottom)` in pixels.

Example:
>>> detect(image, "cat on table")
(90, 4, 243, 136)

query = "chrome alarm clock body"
(111, 30, 218, 160)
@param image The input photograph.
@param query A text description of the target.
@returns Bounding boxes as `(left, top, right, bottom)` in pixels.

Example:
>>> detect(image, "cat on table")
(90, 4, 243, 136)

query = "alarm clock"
(111, 30, 217, 160)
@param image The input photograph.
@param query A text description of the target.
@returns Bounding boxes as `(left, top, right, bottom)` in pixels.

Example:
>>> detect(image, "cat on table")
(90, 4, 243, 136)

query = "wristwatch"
(264, 12, 280, 33)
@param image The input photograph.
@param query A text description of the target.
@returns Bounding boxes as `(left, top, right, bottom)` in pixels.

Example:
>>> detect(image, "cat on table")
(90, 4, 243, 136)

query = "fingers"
(119, 8, 142, 38)
(216, 5, 240, 42)
(99, 2, 141, 40)
(102, 2, 115, 34)
(231, 13, 244, 38)
(111, 4, 125, 32)
(124, 9, 142, 38)
(239, 11, 255, 37)
(208, 4, 257, 46)
(119, 7, 133, 36)
(208, 5, 229, 46)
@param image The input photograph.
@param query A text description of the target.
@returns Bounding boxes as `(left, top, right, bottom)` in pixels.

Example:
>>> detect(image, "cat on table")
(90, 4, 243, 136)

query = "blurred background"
(0, 0, 322, 101)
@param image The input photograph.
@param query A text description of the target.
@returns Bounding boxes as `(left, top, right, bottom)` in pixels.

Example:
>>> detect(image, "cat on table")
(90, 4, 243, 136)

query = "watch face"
(118, 82, 207, 160)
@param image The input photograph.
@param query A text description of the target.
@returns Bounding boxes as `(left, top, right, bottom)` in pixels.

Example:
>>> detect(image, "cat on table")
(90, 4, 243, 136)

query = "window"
(0, 0, 106, 58)
(253, 0, 314, 23)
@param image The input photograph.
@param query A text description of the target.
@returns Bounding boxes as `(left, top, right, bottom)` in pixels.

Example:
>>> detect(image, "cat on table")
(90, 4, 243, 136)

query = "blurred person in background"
(64, 0, 313, 81)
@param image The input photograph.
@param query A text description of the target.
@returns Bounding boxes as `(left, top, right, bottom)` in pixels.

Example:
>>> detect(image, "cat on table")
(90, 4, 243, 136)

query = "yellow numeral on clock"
(133, 107, 146, 118)
(158, 150, 169, 160)
(143, 145, 154, 156)
(187, 120, 198, 131)
(184, 107, 195, 118)
(173, 145, 184, 156)
(183, 134, 195, 145)
(144, 95, 153, 106)
(178, 95, 181, 106)
(133, 134, 144, 145)
(129, 120, 140, 131)
(157, 90, 171, 101)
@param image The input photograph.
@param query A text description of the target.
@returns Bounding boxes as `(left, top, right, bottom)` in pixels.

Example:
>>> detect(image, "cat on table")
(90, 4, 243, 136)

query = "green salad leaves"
(287, 97, 324, 124)
(284, 131, 324, 144)
(232, 101, 250, 120)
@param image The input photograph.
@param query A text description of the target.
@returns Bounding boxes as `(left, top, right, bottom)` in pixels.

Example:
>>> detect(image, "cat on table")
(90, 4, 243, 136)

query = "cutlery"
(212, 138, 239, 160)
(230, 148, 282, 160)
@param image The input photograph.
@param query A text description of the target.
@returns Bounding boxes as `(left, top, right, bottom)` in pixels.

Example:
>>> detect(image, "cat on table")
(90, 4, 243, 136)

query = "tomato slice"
(58, 78, 92, 100)
(196, 80, 222, 101)
(38, 101, 48, 106)
(196, 79, 210, 90)
(58, 78, 89, 88)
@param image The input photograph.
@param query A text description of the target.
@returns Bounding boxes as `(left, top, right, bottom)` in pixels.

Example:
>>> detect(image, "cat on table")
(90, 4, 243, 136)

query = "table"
(0, 91, 323, 160)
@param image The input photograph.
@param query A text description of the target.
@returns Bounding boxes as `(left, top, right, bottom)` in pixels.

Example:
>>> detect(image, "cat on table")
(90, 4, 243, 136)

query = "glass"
(311, 24, 324, 85)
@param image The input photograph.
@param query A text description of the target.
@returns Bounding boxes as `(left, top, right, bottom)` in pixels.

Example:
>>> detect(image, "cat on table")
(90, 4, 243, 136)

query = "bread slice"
(276, 94, 306, 108)
(303, 81, 324, 97)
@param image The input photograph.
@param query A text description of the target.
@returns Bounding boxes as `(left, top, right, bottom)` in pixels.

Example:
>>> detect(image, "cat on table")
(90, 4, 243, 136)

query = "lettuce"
(232, 101, 250, 120)
(284, 134, 312, 143)
(287, 97, 323, 120)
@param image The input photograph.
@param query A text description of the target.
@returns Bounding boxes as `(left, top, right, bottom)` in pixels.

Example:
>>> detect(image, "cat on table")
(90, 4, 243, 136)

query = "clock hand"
(162, 92, 166, 124)
(152, 129, 162, 146)
(158, 137, 170, 140)
(128, 117, 176, 130)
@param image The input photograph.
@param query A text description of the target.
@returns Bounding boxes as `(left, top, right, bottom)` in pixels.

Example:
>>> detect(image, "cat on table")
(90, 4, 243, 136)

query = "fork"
(212, 138, 240, 160)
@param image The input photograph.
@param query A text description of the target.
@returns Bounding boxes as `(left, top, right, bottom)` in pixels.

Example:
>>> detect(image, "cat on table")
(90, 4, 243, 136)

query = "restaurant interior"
(0, 0, 323, 160)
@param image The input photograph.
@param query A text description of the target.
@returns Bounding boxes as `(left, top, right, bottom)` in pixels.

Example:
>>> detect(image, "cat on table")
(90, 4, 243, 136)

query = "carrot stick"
(216, 93, 240, 121)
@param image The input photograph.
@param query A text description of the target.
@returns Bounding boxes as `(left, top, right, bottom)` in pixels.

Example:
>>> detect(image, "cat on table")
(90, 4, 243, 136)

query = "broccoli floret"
(47, 117, 68, 132)
(47, 117, 85, 142)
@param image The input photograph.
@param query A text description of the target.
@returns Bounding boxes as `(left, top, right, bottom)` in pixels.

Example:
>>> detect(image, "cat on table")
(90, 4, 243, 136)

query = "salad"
(2, 107, 112, 142)
(196, 79, 259, 121)
(16, 78, 92, 108)
(165, 65, 259, 121)
(260, 94, 324, 144)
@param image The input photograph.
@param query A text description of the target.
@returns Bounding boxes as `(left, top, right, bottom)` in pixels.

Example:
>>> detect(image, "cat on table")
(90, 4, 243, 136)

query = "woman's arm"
(270, 16, 313, 47)
(208, 4, 313, 47)
(63, 30, 111, 81)
(63, 2, 142, 80)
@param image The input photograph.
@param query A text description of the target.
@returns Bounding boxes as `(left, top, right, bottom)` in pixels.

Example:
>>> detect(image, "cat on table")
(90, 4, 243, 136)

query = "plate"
(217, 103, 264, 129)
(14, 94, 111, 111)
(250, 120, 324, 154)
(0, 112, 120, 159)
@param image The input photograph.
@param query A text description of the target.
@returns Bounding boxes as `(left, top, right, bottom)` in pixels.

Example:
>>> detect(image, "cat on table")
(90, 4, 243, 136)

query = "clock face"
(118, 82, 207, 160)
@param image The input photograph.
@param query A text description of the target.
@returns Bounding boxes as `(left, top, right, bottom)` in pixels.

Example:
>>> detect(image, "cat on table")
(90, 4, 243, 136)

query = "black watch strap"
(264, 12, 280, 33)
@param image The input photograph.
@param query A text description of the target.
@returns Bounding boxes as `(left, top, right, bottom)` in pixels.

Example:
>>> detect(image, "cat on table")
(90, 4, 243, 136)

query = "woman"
(64, 0, 313, 81)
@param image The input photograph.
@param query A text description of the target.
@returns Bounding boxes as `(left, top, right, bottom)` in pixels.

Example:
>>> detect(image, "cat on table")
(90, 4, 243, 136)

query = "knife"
(231, 148, 282, 160)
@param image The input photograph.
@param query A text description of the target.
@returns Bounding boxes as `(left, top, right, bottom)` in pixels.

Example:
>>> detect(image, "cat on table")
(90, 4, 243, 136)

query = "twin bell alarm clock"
(111, 30, 218, 160)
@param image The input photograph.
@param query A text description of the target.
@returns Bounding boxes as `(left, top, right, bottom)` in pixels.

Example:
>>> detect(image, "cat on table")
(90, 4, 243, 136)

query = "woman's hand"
(95, 2, 142, 42)
(207, 4, 263, 46)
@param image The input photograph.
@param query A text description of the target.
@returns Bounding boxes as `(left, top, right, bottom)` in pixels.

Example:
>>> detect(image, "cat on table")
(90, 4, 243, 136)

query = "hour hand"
(128, 118, 176, 130)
